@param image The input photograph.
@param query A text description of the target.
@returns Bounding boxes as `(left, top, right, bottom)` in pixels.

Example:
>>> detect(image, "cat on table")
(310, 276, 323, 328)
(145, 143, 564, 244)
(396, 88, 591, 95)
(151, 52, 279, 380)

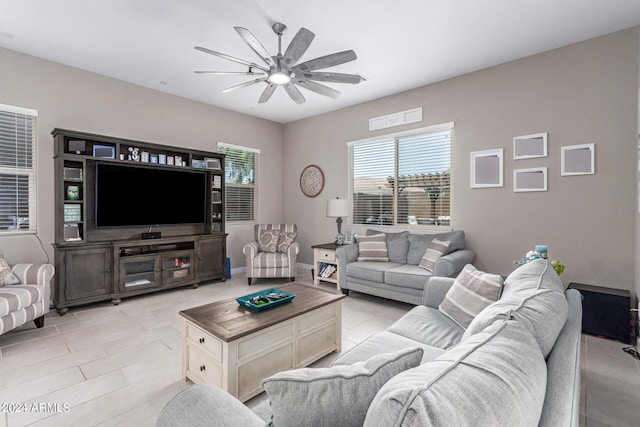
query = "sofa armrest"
(432, 249, 475, 278)
(538, 289, 583, 427)
(242, 242, 259, 275)
(288, 242, 300, 276)
(11, 263, 55, 288)
(157, 384, 266, 427)
(422, 276, 456, 308)
(335, 243, 358, 289)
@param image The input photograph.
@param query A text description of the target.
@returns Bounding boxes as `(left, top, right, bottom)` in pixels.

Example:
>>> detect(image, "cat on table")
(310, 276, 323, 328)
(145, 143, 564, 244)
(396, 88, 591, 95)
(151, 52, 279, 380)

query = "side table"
(312, 243, 341, 289)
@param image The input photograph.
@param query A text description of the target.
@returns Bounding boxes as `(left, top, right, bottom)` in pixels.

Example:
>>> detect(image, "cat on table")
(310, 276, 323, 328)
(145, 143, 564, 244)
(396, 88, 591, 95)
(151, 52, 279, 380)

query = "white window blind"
(350, 124, 452, 230)
(0, 104, 37, 234)
(217, 142, 259, 222)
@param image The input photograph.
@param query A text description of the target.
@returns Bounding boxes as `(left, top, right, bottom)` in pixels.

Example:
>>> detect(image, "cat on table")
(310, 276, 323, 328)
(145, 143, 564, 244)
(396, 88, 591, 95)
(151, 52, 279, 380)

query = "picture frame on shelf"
(561, 143, 595, 176)
(192, 159, 206, 168)
(158, 154, 167, 165)
(205, 157, 222, 170)
(150, 154, 159, 164)
(63, 204, 82, 222)
(470, 148, 503, 188)
(167, 156, 174, 166)
(513, 167, 548, 192)
(513, 132, 547, 159)
(93, 145, 115, 159)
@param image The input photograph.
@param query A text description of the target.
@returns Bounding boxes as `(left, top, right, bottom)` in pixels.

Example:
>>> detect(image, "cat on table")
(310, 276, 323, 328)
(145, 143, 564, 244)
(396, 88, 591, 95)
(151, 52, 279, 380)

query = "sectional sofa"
(157, 259, 582, 426)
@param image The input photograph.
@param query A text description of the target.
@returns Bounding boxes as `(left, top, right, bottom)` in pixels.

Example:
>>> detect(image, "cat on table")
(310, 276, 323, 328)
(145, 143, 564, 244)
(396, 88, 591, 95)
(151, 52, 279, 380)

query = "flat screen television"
(95, 162, 207, 228)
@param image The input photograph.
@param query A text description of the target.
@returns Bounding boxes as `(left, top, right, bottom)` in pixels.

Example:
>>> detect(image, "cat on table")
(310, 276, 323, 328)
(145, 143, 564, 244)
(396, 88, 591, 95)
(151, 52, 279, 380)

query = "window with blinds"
(217, 142, 259, 222)
(350, 124, 452, 230)
(0, 104, 37, 234)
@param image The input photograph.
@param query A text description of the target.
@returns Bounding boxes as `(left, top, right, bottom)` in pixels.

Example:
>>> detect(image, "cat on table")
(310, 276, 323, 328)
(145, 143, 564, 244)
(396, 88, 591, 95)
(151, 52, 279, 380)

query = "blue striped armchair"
(242, 224, 299, 285)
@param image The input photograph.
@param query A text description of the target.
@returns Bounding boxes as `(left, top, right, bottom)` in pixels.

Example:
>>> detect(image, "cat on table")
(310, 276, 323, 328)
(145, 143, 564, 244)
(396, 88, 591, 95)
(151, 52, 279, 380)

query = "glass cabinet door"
(162, 250, 195, 285)
(120, 254, 161, 291)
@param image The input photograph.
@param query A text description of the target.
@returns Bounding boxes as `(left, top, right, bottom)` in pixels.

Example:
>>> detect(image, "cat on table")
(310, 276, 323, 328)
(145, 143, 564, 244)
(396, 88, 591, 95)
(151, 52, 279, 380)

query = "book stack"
(318, 262, 337, 279)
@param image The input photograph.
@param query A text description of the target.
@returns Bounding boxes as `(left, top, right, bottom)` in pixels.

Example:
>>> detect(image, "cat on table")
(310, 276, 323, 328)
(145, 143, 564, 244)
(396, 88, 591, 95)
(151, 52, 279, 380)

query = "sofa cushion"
(347, 261, 401, 283)
(364, 319, 547, 427)
(252, 252, 289, 268)
(258, 229, 279, 253)
(276, 231, 297, 253)
(438, 264, 503, 329)
(406, 230, 465, 265)
(332, 331, 447, 366)
(366, 229, 409, 263)
(407, 234, 434, 265)
(0, 252, 20, 286)
(462, 287, 568, 358)
(0, 285, 45, 317)
(262, 347, 424, 427)
(384, 264, 431, 290)
(418, 238, 451, 272)
(502, 258, 565, 297)
(386, 305, 464, 350)
(434, 230, 465, 253)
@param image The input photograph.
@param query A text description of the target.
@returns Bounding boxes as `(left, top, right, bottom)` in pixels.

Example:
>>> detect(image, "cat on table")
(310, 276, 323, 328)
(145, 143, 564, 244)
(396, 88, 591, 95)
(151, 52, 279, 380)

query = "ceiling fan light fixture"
(268, 71, 291, 85)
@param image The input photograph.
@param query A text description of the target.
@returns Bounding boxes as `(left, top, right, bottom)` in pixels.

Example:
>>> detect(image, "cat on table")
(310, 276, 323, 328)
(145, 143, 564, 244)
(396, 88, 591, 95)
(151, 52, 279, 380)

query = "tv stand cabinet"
(52, 129, 227, 314)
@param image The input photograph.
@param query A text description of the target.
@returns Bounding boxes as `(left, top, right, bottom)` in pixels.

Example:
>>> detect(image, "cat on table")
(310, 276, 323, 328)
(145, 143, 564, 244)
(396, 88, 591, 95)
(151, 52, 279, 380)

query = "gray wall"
(284, 27, 639, 291)
(0, 47, 284, 269)
(2, 27, 638, 294)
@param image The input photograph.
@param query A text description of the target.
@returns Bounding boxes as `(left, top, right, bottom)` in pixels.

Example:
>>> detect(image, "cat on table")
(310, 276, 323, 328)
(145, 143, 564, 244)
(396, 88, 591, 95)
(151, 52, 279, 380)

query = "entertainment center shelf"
(52, 128, 227, 314)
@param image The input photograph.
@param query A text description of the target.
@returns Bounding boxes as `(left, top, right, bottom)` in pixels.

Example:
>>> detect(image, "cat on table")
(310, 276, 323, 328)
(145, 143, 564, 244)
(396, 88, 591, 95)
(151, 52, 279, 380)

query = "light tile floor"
(0, 270, 639, 426)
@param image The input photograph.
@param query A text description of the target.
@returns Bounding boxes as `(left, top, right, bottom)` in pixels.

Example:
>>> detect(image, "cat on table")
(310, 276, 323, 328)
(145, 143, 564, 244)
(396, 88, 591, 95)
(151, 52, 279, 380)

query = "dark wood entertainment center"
(52, 128, 227, 314)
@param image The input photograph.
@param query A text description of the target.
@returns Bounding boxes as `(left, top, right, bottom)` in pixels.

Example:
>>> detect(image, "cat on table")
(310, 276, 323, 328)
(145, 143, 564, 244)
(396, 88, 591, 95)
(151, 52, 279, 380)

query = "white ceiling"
(1, 0, 639, 124)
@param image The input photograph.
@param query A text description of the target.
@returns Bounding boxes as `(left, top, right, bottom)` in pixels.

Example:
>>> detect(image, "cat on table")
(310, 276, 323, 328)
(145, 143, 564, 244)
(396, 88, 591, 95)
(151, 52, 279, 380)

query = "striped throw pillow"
(357, 233, 389, 262)
(0, 251, 20, 286)
(439, 264, 503, 329)
(418, 239, 451, 272)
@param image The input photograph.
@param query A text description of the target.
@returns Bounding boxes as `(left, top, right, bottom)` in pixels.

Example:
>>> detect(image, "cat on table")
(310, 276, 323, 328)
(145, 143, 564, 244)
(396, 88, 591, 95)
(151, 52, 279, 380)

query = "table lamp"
(326, 197, 349, 243)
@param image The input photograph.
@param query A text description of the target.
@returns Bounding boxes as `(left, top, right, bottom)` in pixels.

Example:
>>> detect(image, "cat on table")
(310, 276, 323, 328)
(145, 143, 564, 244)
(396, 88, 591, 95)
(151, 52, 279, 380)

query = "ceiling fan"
(194, 23, 363, 104)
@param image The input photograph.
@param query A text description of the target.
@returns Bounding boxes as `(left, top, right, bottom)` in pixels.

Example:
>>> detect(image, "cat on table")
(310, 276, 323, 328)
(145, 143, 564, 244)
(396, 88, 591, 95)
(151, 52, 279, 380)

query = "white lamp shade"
(327, 198, 349, 217)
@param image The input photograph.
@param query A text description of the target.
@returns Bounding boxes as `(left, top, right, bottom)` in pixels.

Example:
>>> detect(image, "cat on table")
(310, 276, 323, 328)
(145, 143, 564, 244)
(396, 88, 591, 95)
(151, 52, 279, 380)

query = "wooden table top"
(179, 284, 345, 342)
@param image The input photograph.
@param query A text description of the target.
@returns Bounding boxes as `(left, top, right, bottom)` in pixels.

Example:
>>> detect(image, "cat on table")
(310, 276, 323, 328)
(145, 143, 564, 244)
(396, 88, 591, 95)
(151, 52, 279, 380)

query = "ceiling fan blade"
(284, 83, 306, 104)
(234, 26, 274, 66)
(194, 46, 269, 72)
(221, 78, 267, 93)
(292, 50, 357, 72)
(294, 78, 341, 98)
(259, 83, 277, 103)
(283, 27, 315, 66)
(194, 70, 265, 76)
(300, 72, 362, 84)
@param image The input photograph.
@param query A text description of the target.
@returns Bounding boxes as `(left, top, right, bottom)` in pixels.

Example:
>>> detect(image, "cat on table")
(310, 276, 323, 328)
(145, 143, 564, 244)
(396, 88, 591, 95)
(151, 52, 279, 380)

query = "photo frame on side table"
(513, 133, 547, 159)
(513, 167, 547, 192)
(470, 148, 503, 188)
(561, 143, 594, 176)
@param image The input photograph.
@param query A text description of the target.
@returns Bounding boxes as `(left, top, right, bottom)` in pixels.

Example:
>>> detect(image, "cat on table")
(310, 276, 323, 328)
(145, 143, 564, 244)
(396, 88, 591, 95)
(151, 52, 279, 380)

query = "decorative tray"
(236, 288, 296, 312)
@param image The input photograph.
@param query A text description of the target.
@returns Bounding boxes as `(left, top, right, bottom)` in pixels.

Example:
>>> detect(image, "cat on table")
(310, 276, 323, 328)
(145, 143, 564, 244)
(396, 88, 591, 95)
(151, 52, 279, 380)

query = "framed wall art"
(513, 167, 547, 192)
(470, 148, 503, 188)
(513, 133, 547, 159)
(300, 165, 325, 197)
(561, 143, 594, 176)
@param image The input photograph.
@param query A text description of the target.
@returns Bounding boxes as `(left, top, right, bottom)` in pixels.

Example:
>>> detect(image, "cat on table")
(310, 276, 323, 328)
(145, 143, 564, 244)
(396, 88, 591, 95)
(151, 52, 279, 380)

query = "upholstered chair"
(0, 254, 55, 336)
(242, 224, 299, 285)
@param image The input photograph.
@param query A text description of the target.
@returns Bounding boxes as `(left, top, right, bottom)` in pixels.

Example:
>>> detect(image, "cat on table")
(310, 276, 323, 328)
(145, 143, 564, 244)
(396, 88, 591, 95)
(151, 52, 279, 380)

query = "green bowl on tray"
(236, 288, 296, 312)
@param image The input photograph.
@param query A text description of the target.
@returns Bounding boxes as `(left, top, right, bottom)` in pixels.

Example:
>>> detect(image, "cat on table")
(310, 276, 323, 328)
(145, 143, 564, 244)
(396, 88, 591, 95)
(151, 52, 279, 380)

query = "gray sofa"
(335, 229, 475, 304)
(157, 259, 582, 426)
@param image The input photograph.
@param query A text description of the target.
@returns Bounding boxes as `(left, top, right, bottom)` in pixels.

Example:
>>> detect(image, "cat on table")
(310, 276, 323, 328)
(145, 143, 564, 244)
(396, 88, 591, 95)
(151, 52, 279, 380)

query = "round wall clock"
(300, 164, 325, 197)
